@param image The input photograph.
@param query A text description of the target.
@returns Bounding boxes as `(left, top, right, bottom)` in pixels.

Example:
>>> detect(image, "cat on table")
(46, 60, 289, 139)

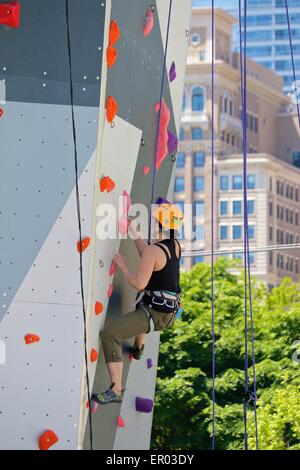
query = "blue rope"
(211, 0, 216, 451)
(238, 0, 259, 450)
(284, 0, 300, 127)
(148, 0, 174, 244)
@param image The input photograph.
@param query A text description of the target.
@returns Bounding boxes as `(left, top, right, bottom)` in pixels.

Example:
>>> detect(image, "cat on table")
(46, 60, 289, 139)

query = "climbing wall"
(0, 0, 191, 450)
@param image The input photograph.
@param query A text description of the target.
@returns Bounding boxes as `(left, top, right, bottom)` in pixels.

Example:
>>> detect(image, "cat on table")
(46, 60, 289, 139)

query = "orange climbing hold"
(100, 176, 116, 193)
(38, 430, 59, 451)
(90, 349, 98, 363)
(106, 45, 118, 68)
(95, 301, 104, 316)
(155, 98, 171, 170)
(109, 20, 121, 46)
(106, 96, 118, 123)
(77, 237, 90, 253)
(117, 416, 125, 428)
(24, 334, 40, 345)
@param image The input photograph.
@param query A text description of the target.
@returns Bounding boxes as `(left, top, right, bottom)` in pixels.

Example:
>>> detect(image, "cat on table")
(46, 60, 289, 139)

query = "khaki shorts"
(100, 305, 176, 363)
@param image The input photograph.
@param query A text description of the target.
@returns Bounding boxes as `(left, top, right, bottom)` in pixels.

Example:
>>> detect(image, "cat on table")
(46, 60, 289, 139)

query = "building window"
(248, 225, 255, 240)
(269, 251, 273, 266)
(194, 176, 204, 192)
(269, 201, 273, 216)
(220, 175, 229, 191)
(196, 225, 205, 241)
(199, 50, 206, 61)
(269, 226, 273, 241)
(192, 127, 202, 140)
(175, 177, 184, 192)
(194, 152, 205, 167)
(233, 252, 242, 262)
(192, 87, 205, 112)
(295, 212, 299, 226)
(247, 200, 255, 214)
(269, 177, 273, 192)
(193, 255, 204, 265)
(292, 151, 300, 169)
(191, 33, 200, 46)
(220, 225, 228, 240)
(176, 153, 185, 168)
(182, 92, 186, 112)
(233, 225, 242, 240)
(233, 200, 242, 215)
(233, 175, 243, 190)
(249, 252, 255, 265)
(195, 201, 205, 217)
(220, 201, 228, 215)
(247, 175, 256, 190)
(179, 128, 185, 141)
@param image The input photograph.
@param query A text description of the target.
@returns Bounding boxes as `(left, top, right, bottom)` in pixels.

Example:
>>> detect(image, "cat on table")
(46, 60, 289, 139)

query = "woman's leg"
(100, 307, 149, 395)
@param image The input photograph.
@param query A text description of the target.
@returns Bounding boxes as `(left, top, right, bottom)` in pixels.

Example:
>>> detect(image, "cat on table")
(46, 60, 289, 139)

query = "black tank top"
(145, 239, 181, 293)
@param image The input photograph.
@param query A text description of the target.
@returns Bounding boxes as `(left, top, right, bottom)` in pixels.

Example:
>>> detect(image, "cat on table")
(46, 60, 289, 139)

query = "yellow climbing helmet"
(153, 197, 183, 231)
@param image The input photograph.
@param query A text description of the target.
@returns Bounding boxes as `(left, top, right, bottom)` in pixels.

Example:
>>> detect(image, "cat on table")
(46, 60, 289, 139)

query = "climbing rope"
(211, 0, 216, 451)
(148, 0, 174, 244)
(284, 0, 300, 127)
(65, 0, 93, 450)
(238, 0, 259, 450)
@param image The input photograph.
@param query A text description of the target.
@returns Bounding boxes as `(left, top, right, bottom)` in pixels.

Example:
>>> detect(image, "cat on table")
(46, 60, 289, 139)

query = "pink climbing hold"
(117, 416, 125, 428)
(136, 397, 154, 413)
(169, 61, 176, 82)
(155, 98, 171, 170)
(107, 284, 113, 298)
(143, 166, 150, 175)
(129, 352, 134, 363)
(109, 261, 117, 276)
(167, 131, 178, 154)
(143, 7, 154, 37)
(0, 108, 4, 118)
(147, 358, 153, 369)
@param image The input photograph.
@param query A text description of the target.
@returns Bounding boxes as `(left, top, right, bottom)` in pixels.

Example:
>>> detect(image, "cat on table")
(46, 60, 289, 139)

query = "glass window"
(244, 15, 272, 26)
(194, 152, 205, 167)
(275, 30, 300, 40)
(193, 255, 204, 265)
(269, 226, 273, 241)
(179, 127, 185, 141)
(233, 225, 242, 240)
(247, 175, 256, 190)
(246, 46, 272, 57)
(220, 201, 228, 215)
(293, 151, 300, 169)
(196, 225, 204, 241)
(248, 225, 255, 239)
(194, 176, 204, 192)
(247, 200, 255, 214)
(182, 93, 186, 112)
(233, 200, 242, 215)
(249, 252, 255, 265)
(192, 127, 202, 140)
(247, 30, 272, 42)
(220, 175, 229, 191)
(276, 0, 300, 7)
(192, 87, 205, 112)
(220, 225, 228, 240)
(195, 201, 205, 217)
(199, 50, 206, 61)
(233, 175, 243, 190)
(176, 153, 185, 168)
(275, 44, 300, 55)
(233, 252, 242, 262)
(175, 177, 184, 192)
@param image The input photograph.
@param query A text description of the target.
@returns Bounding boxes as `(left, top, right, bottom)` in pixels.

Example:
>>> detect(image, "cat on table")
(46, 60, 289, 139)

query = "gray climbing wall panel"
(0, 0, 191, 450)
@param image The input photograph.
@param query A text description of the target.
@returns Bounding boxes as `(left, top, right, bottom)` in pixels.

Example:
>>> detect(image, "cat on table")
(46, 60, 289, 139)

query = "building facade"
(176, 8, 300, 286)
(192, 0, 300, 94)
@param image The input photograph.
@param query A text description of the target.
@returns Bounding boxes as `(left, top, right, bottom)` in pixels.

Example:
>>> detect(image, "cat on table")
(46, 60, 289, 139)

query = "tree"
(151, 259, 300, 450)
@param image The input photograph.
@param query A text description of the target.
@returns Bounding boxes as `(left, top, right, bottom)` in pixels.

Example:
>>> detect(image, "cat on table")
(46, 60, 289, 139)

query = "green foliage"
(151, 260, 300, 450)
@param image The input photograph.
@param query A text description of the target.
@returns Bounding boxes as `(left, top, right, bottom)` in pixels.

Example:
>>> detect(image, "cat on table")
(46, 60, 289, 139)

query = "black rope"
(65, 0, 93, 450)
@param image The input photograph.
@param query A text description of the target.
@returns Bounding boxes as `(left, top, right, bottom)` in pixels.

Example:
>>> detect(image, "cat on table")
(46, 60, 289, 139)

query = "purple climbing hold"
(168, 131, 178, 154)
(136, 397, 154, 413)
(147, 358, 153, 369)
(169, 61, 176, 82)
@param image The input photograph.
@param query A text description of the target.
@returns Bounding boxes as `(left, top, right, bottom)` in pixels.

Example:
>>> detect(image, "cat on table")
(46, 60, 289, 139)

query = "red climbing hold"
(107, 284, 113, 298)
(144, 7, 154, 37)
(106, 45, 118, 68)
(0, 108, 4, 118)
(77, 237, 90, 253)
(143, 166, 150, 176)
(86, 400, 98, 414)
(90, 349, 98, 363)
(129, 352, 134, 363)
(109, 20, 121, 46)
(95, 301, 104, 316)
(106, 96, 118, 123)
(109, 261, 117, 276)
(117, 416, 125, 428)
(100, 176, 116, 193)
(155, 98, 171, 170)
(24, 334, 40, 345)
(0, 2, 20, 28)
(38, 430, 59, 451)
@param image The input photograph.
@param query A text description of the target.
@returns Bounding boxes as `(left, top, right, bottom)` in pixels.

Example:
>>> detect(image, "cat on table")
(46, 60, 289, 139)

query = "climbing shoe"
(132, 344, 145, 360)
(92, 384, 123, 405)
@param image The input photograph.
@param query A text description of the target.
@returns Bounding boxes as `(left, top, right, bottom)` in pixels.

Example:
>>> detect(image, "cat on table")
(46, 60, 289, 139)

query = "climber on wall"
(92, 198, 183, 404)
